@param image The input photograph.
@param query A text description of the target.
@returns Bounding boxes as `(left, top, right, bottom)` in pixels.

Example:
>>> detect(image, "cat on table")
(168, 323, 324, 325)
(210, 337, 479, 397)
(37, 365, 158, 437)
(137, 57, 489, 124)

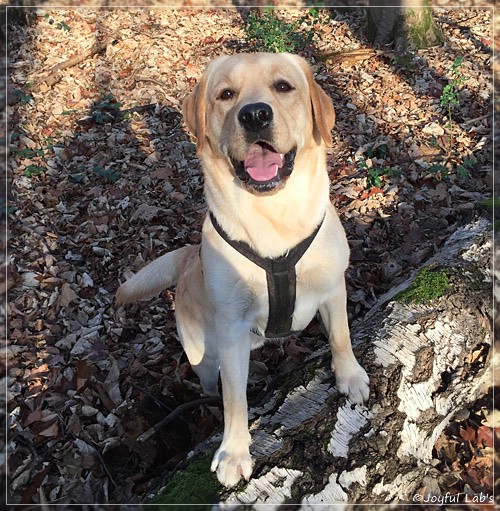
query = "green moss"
(151, 452, 219, 508)
(405, 6, 443, 49)
(396, 268, 449, 304)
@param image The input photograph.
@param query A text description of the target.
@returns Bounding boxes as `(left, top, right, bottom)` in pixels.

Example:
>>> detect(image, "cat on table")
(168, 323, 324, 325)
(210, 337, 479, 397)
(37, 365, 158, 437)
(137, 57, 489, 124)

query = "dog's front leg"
(320, 280, 370, 404)
(210, 324, 253, 488)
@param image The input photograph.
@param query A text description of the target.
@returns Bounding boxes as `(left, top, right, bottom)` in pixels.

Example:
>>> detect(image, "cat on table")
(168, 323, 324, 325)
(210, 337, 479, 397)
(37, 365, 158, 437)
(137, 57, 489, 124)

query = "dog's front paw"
(211, 445, 253, 488)
(332, 357, 370, 404)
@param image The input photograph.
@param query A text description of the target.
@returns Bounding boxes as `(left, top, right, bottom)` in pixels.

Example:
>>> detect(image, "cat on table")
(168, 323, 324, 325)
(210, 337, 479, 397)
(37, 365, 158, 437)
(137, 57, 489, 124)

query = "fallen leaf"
(130, 204, 162, 222)
(38, 421, 59, 438)
(476, 426, 493, 448)
(151, 167, 174, 180)
(460, 426, 476, 443)
(57, 283, 79, 308)
(360, 187, 384, 200)
(422, 122, 445, 137)
(284, 338, 312, 362)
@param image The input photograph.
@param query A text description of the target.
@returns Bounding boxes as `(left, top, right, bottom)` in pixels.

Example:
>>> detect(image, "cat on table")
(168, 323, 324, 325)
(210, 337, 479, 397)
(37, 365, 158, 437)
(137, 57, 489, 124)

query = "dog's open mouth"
(231, 142, 296, 192)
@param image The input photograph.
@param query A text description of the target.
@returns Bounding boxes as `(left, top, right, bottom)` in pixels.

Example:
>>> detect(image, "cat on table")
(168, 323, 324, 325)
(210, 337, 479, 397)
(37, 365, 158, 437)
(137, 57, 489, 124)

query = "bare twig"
(129, 381, 172, 411)
(134, 76, 169, 88)
(317, 48, 384, 64)
(463, 114, 489, 125)
(137, 396, 222, 443)
(119, 104, 157, 116)
(35, 39, 109, 90)
(74, 430, 125, 501)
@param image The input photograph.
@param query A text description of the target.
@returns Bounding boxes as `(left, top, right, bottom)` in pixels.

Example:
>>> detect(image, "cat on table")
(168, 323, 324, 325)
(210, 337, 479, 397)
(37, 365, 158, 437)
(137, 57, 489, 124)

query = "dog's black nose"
(238, 103, 273, 132)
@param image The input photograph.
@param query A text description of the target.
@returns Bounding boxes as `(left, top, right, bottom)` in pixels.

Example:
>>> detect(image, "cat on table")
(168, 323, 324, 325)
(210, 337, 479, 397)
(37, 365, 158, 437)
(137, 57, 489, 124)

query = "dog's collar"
(209, 212, 325, 338)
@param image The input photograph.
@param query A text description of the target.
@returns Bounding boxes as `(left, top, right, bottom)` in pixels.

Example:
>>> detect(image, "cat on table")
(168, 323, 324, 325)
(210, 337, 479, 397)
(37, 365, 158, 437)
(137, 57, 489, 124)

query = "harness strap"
(209, 212, 324, 338)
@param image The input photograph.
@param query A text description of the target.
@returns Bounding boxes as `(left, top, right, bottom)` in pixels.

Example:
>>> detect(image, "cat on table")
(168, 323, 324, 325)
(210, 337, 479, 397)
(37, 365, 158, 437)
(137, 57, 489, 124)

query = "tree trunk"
(153, 218, 492, 506)
(367, 0, 443, 50)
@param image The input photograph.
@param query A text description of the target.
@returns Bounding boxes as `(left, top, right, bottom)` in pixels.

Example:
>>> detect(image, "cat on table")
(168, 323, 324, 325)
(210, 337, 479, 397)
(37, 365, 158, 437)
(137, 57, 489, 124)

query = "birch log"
(213, 218, 492, 507)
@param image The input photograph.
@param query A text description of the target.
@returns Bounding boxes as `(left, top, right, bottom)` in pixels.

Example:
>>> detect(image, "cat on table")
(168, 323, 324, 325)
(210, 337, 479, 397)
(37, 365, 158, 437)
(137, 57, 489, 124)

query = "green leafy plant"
(440, 57, 466, 128)
(15, 148, 45, 158)
(364, 143, 389, 160)
(13, 89, 33, 106)
(93, 165, 120, 183)
(13, 134, 65, 179)
(43, 136, 63, 153)
(22, 165, 43, 177)
(358, 161, 401, 188)
(456, 157, 475, 180)
(367, 168, 384, 188)
(427, 163, 449, 181)
(429, 62, 476, 183)
(2, 197, 16, 217)
(45, 13, 71, 31)
(12, 133, 66, 180)
(61, 109, 81, 116)
(57, 21, 71, 31)
(92, 94, 123, 124)
(245, 8, 324, 53)
(427, 156, 475, 182)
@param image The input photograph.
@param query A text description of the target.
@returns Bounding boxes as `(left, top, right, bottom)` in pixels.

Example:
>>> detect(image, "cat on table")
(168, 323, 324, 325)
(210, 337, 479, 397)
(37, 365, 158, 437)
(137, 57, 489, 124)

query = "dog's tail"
(116, 245, 197, 305)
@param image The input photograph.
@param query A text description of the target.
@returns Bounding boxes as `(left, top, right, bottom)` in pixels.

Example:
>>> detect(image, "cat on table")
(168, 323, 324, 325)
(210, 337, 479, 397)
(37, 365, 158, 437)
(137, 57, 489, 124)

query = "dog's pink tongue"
(244, 144, 282, 181)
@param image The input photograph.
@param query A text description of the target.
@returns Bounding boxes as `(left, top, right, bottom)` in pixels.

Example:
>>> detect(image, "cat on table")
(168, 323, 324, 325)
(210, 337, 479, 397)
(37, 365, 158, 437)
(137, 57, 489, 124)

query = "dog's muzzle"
(231, 103, 296, 193)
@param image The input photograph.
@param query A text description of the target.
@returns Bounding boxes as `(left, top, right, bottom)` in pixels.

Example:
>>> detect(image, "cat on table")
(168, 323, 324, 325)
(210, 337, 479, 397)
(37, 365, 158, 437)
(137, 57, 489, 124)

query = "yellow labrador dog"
(117, 53, 369, 488)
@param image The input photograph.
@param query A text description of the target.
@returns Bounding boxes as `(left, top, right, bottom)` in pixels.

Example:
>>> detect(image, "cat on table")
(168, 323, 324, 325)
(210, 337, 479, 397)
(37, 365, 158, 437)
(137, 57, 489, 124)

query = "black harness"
(209, 212, 324, 339)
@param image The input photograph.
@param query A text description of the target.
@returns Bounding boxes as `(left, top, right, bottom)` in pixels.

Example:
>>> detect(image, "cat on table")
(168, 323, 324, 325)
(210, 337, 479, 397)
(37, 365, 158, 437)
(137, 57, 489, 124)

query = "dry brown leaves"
(6, 5, 493, 505)
(430, 394, 496, 505)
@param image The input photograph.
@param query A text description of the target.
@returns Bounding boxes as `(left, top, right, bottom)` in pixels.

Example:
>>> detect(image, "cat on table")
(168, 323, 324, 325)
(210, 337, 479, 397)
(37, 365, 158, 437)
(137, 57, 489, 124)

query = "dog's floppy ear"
(182, 75, 207, 153)
(310, 79, 335, 146)
(298, 59, 335, 147)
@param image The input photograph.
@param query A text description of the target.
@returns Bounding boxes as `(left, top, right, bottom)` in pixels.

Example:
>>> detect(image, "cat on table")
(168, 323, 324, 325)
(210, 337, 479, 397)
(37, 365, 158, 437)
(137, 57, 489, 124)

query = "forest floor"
(6, 5, 495, 506)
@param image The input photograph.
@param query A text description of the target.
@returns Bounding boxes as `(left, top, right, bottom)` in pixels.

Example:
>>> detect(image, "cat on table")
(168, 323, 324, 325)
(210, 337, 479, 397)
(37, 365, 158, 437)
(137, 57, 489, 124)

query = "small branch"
(137, 396, 222, 443)
(129, 381, 172, 411)
(462, 114, 489, 125)
(74, 430, 125, 500)
(317, 48, 383, 65)
(119, 104, 157, 117)
(134, 76, 170, 88)
(35, 39, 109, 90)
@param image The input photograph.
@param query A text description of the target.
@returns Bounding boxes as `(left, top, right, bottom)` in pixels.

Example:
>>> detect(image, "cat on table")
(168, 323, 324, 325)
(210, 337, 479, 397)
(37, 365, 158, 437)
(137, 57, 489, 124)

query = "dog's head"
(183, 53, 335, 195)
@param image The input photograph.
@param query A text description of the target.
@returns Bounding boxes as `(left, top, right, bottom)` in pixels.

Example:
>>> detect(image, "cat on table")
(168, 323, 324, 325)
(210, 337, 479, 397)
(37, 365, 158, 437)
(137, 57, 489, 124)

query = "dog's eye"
(275, 81, 293, 93)
(219, 89, 235, 100)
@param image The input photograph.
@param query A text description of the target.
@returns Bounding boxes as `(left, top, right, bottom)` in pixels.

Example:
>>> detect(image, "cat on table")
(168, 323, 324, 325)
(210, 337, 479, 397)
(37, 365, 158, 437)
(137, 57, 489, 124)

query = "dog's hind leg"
(178, 321, 220, 396)
(175, 255, 220, 396)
